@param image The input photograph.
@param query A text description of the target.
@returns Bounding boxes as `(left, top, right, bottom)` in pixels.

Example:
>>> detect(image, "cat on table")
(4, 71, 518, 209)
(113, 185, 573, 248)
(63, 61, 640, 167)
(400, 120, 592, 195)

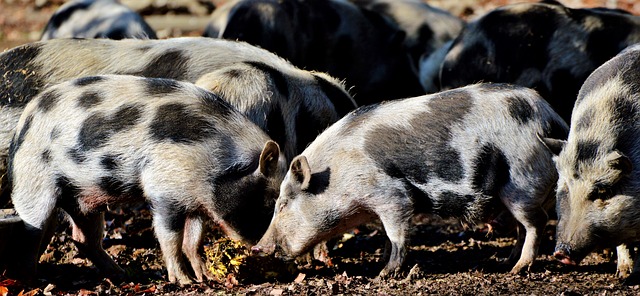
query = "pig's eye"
(588, 183, 614, 201)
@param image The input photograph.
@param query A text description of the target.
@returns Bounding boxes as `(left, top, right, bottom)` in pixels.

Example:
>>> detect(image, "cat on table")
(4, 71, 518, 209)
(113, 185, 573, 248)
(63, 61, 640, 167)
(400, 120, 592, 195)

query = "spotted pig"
(433, 0, 640, 122)
(0, 37, 355, 203)
(40, 0, 157, 40)
(5, 75, 287, 284)
(203, 0, 423, 105)
(253, 83, 569, 277)
(542, 44, 640, 285)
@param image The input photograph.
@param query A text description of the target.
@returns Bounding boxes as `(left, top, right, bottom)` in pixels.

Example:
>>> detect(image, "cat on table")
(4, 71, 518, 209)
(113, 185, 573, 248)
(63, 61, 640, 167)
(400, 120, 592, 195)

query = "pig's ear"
(537, 134, 566, 156)
(608, 150, 633, 175)
(259, 140, 280, 177)
(290, 155, 311, 190)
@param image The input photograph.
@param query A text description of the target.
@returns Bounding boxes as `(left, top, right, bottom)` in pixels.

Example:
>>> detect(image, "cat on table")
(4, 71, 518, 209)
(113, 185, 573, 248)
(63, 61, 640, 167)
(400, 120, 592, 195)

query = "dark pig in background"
(204, 0, 424, 105)
(253, 83, 568, 277)
(434, 0, 640, 122)
(543, 44, 640, 285)
(6, 75, 287, 284)
(40, 0, 157, 40)
(349, 0, 464, 90)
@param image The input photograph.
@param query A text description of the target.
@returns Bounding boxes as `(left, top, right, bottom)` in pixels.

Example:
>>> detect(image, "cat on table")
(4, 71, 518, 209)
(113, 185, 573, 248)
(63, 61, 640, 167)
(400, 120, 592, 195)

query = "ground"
(2, 0, 640, 295)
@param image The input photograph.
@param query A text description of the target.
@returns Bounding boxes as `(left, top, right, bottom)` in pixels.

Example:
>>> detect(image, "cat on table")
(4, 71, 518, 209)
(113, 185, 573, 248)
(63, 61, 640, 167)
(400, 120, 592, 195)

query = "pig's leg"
(508, 206, 548, 273)
(375, 200, 412, 278)
(182, 214, 212, 282)
(616, 244, 634, 278)
(66, 210, 124, 275)
(10, 187, 59, 280)
(153, 205, 193, 284)
(623, 251, 640, 285)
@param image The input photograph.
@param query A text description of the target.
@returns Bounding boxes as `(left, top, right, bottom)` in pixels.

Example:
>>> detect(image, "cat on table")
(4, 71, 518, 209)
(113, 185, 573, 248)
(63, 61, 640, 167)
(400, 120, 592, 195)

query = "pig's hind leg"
(152, 201, 194, 285)
(504, 199, 548, 273)
(63, 207, 124, 276)
(182, 214, 212, 282)
(374, 196, 413, 278)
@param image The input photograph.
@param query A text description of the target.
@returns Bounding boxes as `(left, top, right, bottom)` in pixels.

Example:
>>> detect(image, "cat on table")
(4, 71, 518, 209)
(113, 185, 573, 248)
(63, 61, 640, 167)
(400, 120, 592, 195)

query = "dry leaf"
(269, 288, 284, 296)
(0, 286, 8, 296)
(294, 273, 306, 284)
(17, 289, 39, 296)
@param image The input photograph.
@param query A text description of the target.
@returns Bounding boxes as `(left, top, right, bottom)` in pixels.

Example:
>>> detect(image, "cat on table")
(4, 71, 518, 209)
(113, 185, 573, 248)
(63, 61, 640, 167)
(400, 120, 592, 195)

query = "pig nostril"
(251, 246, 263, 254)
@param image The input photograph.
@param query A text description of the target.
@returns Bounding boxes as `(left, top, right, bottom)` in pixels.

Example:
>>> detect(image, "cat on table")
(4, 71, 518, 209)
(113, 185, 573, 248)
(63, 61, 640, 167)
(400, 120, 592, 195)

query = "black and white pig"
(203, 0, 424, 105)
(0, 37, 356, 203)
(40, 0, 157, 40)
(6, 75, 287, 284)
(431, 0, 640, 122)
(542, 44, 640, 284)
(349, 0, 464, 82)
(253, 83, 569, 277)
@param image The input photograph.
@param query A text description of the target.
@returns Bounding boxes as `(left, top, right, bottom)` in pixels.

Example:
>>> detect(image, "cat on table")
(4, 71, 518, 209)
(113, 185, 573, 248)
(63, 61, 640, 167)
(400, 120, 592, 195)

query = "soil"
(2, 0, 640, 295)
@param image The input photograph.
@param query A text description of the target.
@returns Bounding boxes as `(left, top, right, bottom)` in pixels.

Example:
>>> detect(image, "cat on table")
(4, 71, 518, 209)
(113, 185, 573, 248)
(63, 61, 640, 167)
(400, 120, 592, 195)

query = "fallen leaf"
(43, 283, 55, 296)
(294, 273, 306, 284)
(17, 289, 39, 296)
(76, 289, 96, 296)
(0, 286, 8, 296)
(269, 288, 284, 296)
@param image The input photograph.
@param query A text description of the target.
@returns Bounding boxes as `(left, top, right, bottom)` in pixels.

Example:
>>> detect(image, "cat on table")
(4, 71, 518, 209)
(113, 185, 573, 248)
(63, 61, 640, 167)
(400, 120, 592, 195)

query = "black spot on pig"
(74, 76, 105, 87)
(100, 155, 119, 171)
(307, 167, 331, 194)
(312, 74, 356, 116)
(77, 90, 103, 109)
(37, 89, 60, 113)
(150, 103, 215, 143)
(0, 44, 46, 106)
(472, 144, 510, 197)
(433, 191, 476, 218)
(245, 61, 289, 98)
(78, 104, 142, 151)
(575, 108, 596, 132)
(42, 1, 91, 32)
(575, 140, 600, 165)
(265, 105, 287, 152)
(41, 149, 52, 163)
(99, 176, 143, 198)
(10, 115, 33, 155)
(145, 77, 182, 96)
(365, 91, 472, 186)
(50, 127, 61, 140)
(68, 147, 87, 164)
(133, 50, 189, 80)
(198, 91, 234, 119)
(55, 175, 81, 199)
(507, 96, 533, 124)
(211, 153, 272, 243)
(154, 201, 187, 231)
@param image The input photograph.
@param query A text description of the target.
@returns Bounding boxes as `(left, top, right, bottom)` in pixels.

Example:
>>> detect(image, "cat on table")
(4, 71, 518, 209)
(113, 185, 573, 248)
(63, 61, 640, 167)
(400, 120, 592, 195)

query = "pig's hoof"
(623, 273, 640, 286)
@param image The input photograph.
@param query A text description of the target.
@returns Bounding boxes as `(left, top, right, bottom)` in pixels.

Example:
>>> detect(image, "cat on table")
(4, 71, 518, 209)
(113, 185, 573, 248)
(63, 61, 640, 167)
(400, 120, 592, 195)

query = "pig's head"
(252, 154, 373, 258)
(542, 137, 636, 266)
(213, 140, 288, 244)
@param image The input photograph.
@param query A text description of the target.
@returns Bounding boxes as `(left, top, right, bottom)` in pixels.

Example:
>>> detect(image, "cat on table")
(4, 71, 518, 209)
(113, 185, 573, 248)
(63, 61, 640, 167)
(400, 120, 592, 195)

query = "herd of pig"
(1, 0, 640, 287)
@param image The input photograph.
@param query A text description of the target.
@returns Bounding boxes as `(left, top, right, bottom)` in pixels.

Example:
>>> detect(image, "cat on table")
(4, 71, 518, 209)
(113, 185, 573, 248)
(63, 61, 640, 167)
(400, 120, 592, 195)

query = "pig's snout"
(554, 243, 578, 265)
(251, 244, 275, 257)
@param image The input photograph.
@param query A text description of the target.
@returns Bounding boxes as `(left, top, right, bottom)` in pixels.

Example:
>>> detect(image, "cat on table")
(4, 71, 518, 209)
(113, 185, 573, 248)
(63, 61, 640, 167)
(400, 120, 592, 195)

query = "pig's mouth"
(553, 242, 584, 266)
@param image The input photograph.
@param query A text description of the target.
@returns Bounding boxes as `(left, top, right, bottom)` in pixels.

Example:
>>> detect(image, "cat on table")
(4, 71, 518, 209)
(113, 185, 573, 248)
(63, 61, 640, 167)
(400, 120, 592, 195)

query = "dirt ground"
(3, 0, 640, 295)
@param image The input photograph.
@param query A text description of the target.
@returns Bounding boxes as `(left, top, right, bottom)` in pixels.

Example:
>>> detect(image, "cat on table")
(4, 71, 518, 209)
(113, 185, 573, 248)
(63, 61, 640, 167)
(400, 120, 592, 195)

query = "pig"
(433, 0, 640, 122)
(5, 74, 287, 284)
(203, 0, 424, 105)
(542, 44, 640, 284)
(0, 37, 356, 205)
(349, 0, 464, 81)
(40, 0, 157, 40)
(253, 83, 569, 277)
